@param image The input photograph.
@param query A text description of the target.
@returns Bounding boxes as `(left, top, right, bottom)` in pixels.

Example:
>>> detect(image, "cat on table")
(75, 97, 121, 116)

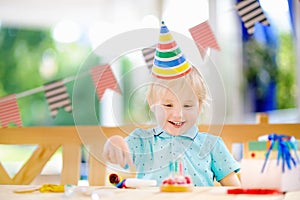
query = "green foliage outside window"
(243, 32, 296, 111)
(276, 33, 297, 109)
(0, 26, 93, 126)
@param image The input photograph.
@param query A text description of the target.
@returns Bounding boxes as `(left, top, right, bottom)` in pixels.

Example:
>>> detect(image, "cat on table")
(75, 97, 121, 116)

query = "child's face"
(151, 84, 200, 136)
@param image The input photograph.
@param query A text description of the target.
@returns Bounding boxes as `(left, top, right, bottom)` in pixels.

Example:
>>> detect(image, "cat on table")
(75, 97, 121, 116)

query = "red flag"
(189, 21, 220, 59)
(90, 65, 121, 101)
(0, 94, 22, 127)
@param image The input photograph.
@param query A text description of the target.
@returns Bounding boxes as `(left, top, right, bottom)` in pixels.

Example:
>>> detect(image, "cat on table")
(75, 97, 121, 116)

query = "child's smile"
(152, 82, 200, 136)
(168, 120, 185, 128)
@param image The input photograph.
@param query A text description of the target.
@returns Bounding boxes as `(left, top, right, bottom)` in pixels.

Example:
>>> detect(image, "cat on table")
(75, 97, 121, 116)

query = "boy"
(103, 22, 240, 186)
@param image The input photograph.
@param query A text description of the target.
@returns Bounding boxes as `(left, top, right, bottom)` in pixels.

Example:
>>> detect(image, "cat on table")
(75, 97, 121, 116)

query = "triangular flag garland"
(0, 15, 265, 126)
(142, 45, 156, 70)
(0, 21, 236, 126)
(189, 21, 220, 59)
(0, 63, 122, 126)
(44, 80, 72, 118)
(235, 0, 270, 35)
(90, 64, 121, 101)
(0, 94, 22, 127)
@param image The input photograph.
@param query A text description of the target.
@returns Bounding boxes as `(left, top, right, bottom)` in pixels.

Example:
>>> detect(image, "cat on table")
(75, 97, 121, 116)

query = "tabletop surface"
(0, 185, 299, 200)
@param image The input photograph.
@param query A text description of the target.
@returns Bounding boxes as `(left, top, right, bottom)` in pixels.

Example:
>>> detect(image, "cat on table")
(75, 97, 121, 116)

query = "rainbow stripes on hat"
(152, 21, 192, 79)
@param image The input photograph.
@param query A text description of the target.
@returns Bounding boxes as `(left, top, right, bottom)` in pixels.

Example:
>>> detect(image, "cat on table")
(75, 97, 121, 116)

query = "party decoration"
(44, 80, 72, 118)
(227, 188, 281, 195)
(189, 21, 220, 59)
(13, 184, 65, 193)
(152, 21, 192, 79)
(0, 94, 22, 127)
(241, 134, 300, 192)
(261, 134, 299, 173)
(2, 20, 219, 124)
(109, 173, 157, 188)
(142, 45, 156, 69)
(235, 0, 270, 35)
(90, 64, 121, 101)
(160, 160, 193, 192)
(0, 63, 122, 123)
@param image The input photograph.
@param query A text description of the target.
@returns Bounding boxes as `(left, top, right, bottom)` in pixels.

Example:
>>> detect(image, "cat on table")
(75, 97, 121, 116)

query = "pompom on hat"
(152, 21, 192, 79)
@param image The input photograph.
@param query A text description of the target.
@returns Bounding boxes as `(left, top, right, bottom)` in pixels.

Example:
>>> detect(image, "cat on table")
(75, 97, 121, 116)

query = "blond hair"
(147, 66, 207, 108)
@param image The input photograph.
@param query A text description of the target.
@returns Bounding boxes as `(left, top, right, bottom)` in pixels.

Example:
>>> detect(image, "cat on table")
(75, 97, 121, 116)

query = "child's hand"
(103, 135, 134, 169)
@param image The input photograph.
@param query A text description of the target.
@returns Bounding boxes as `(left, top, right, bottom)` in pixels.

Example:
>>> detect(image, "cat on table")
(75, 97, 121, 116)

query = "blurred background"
(0, 0, 299, 183)
(1, 0, 299, 126)
(0, 0, 299, 126)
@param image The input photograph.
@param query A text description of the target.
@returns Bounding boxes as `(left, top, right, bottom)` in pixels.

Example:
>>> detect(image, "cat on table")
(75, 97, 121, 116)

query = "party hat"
(152, 21, 192, 79)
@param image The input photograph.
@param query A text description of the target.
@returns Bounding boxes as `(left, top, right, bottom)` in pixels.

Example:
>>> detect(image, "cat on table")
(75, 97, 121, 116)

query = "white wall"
(209, 0, 244, 123)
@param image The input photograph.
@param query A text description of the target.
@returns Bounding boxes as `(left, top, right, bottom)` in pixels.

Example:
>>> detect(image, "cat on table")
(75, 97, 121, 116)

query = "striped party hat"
(152, 21, 192, 79)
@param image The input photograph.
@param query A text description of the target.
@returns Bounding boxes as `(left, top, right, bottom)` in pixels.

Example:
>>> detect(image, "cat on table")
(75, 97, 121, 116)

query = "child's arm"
(103, 135, 134, 168)
(219, 172, 241, 186)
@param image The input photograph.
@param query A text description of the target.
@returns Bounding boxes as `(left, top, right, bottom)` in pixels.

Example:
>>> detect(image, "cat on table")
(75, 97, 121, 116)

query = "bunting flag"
(235, 0, 270, 35)
(142, 45, 156, 70)
(44, 80, 72, 118)
(0, 94, 22, 127)
(189, 21, 220, 59)
(90, 64, 121, 101)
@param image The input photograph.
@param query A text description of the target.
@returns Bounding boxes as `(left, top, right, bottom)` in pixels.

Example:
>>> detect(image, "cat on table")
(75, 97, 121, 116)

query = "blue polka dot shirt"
(125, 125, 240, 186)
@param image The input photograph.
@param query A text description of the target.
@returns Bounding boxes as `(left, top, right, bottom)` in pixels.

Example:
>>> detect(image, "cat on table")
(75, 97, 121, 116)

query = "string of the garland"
(15, 73, 86, 99)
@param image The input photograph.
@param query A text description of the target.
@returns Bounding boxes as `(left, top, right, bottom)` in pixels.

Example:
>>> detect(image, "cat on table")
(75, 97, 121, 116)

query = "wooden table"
(0, 185, 299, 200)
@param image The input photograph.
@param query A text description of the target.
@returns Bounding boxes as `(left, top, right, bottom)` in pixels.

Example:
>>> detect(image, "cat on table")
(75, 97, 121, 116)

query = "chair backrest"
(0, 113, 299, 185)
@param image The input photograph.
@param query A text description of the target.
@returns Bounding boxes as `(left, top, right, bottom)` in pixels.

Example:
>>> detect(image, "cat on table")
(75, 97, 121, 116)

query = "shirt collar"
(152, 125, 198, 140)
